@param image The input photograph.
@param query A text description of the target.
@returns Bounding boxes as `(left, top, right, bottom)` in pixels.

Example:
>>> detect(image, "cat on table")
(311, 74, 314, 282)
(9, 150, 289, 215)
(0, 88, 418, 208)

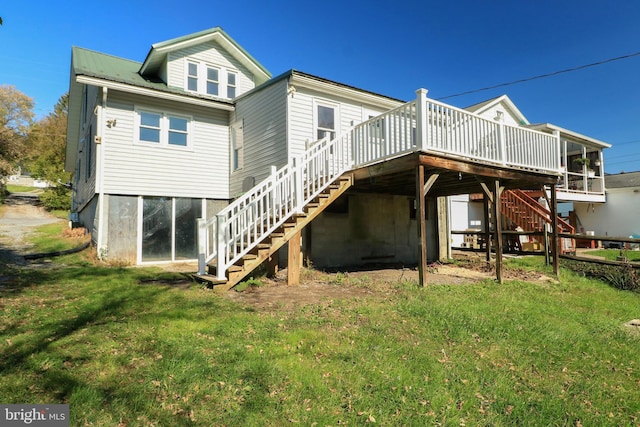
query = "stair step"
(192, 273, 228, 285)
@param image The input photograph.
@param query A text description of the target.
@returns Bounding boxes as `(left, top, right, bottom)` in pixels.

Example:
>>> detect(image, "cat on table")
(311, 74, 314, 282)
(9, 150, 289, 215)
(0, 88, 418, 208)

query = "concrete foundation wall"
(104, 194, 138, 263)
(308, 192, 438, 268)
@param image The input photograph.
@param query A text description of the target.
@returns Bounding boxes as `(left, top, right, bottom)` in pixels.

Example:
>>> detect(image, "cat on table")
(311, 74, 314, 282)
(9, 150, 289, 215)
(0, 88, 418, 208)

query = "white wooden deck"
(198, 89, 562, 280)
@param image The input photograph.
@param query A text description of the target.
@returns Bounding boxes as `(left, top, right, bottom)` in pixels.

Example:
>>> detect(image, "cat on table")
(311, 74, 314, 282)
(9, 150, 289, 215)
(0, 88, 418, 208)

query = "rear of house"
(66, 27, 605, 285)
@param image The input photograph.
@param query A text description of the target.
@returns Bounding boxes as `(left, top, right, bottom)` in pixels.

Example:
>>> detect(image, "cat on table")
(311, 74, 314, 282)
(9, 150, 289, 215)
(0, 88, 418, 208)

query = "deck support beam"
(479, 182, 493, 264)
(287, 230, 302, 286)
(416, 165, 428, 287)
(492, 180, 504, 284)
(550, 185, 560, 277)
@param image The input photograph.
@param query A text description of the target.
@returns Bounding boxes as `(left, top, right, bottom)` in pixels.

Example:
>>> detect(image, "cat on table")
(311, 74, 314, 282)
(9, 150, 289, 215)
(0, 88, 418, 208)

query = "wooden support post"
(550, 185, 560, 277)
(416, 165, 428, 287)
(437, 196, 450, 261)
(483, 198, 491, 263)
(287, 230, 302, 286)
(479, 182, 493, 264)
(493, 180, 504, 284)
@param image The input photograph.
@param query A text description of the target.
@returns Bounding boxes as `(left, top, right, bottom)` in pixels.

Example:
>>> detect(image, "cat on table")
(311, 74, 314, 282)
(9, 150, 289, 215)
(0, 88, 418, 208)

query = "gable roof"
(465, 94, 529, 125)
(605, 171, 640, 189)
(139, 27, 271, 85)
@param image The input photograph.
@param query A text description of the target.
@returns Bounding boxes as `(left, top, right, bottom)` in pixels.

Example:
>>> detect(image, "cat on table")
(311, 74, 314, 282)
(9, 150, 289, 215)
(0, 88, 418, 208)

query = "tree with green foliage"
(0, 85, 34, 178)
(27, 93, 71, 210)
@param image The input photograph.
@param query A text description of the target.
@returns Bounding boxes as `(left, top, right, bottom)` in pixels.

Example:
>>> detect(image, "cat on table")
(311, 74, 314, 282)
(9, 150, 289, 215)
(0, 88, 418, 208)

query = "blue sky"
(2, 0, 639, 173)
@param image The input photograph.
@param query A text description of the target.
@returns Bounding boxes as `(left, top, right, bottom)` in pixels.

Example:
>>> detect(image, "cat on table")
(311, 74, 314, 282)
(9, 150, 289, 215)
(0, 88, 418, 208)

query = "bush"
(39, 186, 71, 211)
(563, 259, 640, 292)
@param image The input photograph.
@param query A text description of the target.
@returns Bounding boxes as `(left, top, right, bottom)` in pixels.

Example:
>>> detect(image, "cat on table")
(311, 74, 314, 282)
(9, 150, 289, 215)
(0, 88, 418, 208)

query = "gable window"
(317, 104, 336, 141)
(187, 62, 199, 91)
(137, 109, 191, 148)
(206, 67, 219, 96)
(227, 72, 237, 98)
(185, 61, 237, 99)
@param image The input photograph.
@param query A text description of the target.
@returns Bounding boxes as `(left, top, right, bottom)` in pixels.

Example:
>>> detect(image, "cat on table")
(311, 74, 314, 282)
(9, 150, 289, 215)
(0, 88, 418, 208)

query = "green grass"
(5, 184, 40, 193)
(586, 248, 640, 262)
(27, 221, 86, 254)
(0, 247, 639, 425)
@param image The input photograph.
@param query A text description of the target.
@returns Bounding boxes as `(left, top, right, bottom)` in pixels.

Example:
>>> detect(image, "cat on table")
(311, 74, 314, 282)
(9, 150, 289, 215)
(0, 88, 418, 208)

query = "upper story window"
(187, 62, 198, 91)
(207, 67, 219, 96)
(137, 109, 191, 148)
(227, 72, 237, 98)
(185, 60, 237, 99)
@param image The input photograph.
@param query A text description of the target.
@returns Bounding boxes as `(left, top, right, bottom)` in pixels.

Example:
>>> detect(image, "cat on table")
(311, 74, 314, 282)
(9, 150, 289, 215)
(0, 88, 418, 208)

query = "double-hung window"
(185, 61, 237, 99)
(138, 110, 191, 148)
(206, 67, 219, 96)
(316, 104, 336, 141)
(139, 112, 161, 143)
(187, 62, 199, 92)
(227, 72, 237, 98)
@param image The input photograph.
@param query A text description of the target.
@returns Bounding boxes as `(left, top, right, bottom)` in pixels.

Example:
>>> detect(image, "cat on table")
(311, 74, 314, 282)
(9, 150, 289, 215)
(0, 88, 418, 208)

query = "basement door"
(140, 196, 202, 262)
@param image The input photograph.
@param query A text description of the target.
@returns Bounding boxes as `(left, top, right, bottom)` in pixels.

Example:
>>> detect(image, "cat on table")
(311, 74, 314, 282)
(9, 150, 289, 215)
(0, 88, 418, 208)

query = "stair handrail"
(511, 189, 574, 233)
(199, 128, 354, 279)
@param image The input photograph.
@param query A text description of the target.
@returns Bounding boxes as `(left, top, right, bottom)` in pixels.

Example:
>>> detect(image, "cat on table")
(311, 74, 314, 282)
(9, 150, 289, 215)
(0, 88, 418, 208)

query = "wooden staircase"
(199, 174, 353, 290)
(501, 189, 575, 253)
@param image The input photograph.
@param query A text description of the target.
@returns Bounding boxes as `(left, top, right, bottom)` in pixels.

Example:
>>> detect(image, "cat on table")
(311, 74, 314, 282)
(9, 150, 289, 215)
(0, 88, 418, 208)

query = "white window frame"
(184, 60, 238, 100)
(187, 61, 199, 92)
(227, 71, 237, 98)
(135, 108, 192, 149)
(230, 120, 243, 172)
(313, 99, 340, 142)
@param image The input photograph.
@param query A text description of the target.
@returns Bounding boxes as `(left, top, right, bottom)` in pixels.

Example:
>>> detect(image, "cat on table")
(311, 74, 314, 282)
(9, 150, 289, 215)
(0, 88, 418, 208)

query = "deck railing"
(198, 89, 562, 279)
(352, 90, 559, 172)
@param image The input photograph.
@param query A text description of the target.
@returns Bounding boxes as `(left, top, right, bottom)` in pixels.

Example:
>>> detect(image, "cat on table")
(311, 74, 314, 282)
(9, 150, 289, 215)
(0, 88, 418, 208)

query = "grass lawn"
(0, 232, 638, 425)
(586, 248, 640, 263)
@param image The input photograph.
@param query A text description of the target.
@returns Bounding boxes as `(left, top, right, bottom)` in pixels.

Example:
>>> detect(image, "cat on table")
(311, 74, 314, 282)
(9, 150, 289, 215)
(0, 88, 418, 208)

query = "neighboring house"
(66, 27, 585, 287)
(449, 95, 610, 248)
(572, 171, 640, 239)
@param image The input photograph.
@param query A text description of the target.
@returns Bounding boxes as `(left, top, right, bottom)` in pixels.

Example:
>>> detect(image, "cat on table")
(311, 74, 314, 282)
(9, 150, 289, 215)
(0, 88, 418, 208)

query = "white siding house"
(573, 172, 640, 239)
(66, 27, 609, 276)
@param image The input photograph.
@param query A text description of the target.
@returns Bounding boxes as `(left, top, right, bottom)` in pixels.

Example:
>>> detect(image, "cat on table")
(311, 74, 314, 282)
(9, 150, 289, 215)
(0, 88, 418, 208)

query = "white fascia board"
(530, 123, 611, 149)
(75, 75, 235, 111)
(290, 74, 403, 110)
(142, 32, 270, 84)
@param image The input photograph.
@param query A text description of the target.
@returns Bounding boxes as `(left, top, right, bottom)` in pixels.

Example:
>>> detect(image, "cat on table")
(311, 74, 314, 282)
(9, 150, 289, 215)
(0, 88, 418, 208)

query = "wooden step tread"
(191, 273, 228, 285)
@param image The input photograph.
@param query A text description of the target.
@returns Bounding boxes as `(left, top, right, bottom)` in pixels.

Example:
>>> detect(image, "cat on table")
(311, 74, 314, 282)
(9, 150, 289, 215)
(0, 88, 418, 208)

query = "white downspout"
(96, 86, 108, 258)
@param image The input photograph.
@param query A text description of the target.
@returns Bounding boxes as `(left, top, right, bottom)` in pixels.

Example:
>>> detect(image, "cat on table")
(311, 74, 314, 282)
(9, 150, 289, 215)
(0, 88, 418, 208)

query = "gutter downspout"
(96, 86, 107, 259)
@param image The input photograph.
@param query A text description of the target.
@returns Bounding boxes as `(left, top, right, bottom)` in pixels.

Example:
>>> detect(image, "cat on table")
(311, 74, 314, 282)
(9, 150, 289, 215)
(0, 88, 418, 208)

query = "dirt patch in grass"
(226, 262, 490, 312)
(225, 253, 558, 312)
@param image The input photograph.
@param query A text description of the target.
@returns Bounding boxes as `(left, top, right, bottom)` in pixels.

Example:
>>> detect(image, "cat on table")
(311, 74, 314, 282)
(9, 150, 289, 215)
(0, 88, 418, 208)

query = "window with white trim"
(316, 104, 336, 141)
(185, 61, 237, 99)
(137, 110, 191, 148)
(187, 62, 198, 91)
(231, 120, 243, 171)
(206, 67, 219, 96)
(227, 71, 237, 98)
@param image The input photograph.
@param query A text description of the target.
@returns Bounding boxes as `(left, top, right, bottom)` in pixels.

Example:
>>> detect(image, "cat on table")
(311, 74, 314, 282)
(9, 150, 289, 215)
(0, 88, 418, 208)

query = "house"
(572, 171, 640, 241)
(66, 27, 595, 288)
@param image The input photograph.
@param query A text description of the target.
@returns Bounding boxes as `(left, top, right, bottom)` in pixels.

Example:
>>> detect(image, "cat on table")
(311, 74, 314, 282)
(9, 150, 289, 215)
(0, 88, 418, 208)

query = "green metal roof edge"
(71, 46, 234, 105)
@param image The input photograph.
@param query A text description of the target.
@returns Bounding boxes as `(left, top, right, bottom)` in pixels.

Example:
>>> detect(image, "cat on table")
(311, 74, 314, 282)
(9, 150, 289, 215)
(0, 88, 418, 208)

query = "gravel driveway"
(0, 191, 62, 264)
